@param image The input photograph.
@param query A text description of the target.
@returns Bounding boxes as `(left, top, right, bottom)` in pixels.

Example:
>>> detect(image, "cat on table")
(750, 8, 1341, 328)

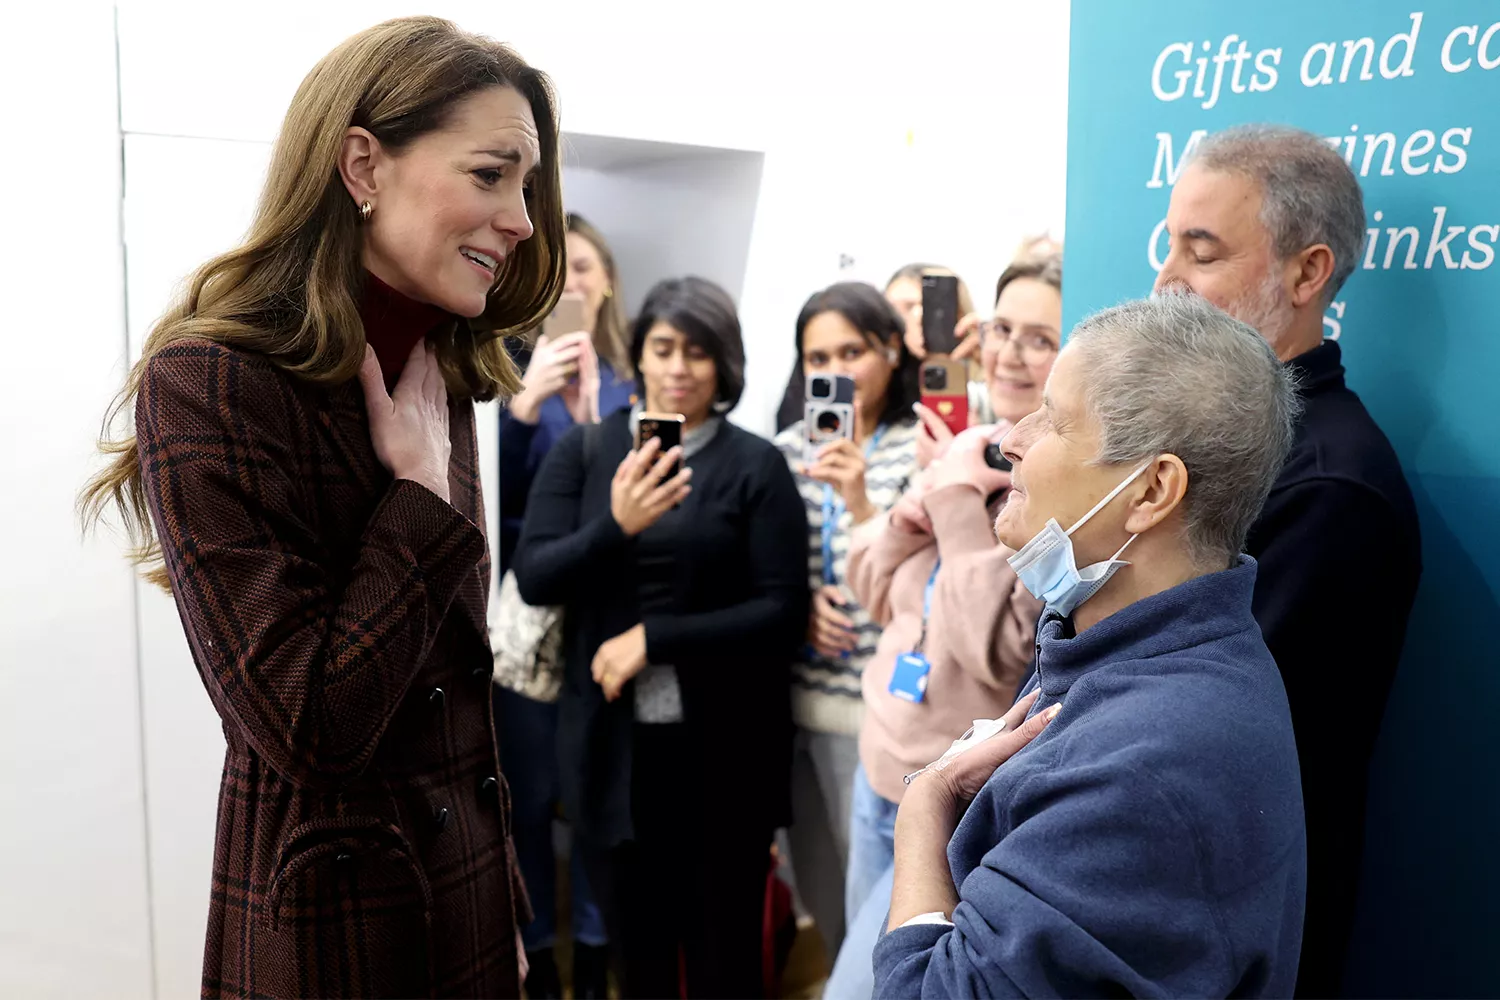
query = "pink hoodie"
(847, 484, 1043, 804)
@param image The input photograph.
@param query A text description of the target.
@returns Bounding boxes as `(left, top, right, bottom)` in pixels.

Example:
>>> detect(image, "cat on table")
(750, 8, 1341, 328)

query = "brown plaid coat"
(137, 339, 526, 999)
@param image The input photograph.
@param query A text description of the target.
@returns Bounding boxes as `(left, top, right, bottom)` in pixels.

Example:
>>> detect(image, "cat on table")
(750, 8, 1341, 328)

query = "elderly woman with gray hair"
(873, 294, 1307, 999)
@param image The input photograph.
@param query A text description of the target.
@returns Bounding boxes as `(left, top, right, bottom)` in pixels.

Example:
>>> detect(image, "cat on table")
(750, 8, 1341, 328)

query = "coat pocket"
(263, 816, 433, 934)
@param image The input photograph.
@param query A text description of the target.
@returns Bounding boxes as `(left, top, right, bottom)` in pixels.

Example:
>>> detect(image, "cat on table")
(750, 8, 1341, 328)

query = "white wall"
(0, 3, 154, 999)
(561, 143, 767, 317)
(0, 2, 1068, 996)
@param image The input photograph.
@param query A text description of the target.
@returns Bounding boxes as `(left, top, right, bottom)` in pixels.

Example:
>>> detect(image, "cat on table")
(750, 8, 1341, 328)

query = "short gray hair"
(1069, 294, 1301, 565)
(1188, 124, 1365, 303)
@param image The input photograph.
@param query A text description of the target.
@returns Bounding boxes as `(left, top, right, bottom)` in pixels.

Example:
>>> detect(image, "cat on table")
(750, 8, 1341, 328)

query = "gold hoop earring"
(359, 200, 374, 223)
(602, 286, 614, 299)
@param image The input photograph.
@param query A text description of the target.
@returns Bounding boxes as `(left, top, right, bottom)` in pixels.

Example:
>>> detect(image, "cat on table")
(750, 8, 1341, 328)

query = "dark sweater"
(874, 558, 1305, 999)
(1244, 339, 1421, 996)
(512, 409, 810, 846)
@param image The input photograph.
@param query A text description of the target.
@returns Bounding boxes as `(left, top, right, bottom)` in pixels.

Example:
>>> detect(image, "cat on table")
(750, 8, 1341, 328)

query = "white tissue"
(903, 717, 1010, 785)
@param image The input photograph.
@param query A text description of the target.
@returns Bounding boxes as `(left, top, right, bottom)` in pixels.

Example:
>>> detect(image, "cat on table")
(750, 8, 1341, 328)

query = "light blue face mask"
(1006, 460, 1153, 617)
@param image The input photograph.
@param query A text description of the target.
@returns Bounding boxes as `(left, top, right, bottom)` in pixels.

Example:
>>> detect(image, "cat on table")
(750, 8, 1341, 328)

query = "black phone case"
(921, 274, 960, 355)
(638, 418, 683, 480)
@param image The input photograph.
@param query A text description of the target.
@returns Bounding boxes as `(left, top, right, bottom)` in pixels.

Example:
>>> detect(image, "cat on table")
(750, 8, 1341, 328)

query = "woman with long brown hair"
(80, 17, 564, 998)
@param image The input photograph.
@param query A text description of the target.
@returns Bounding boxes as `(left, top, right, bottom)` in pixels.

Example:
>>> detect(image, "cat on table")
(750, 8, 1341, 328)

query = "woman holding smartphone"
(495, 212, 629, 999)
(512, 276, 807, 998)
(499, 212, 634, 571)
(771, 282, 922, 956)
(822, 250, 1063, 1000)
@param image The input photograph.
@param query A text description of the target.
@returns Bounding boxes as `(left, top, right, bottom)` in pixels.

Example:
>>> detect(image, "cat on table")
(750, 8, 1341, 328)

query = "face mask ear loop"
(1065, 459, 1155, 537)
(1110, 532, 1139, 562)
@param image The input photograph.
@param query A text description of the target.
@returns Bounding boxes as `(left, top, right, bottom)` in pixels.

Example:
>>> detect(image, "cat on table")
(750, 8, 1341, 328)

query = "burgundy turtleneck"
(360, 272, 452, 392)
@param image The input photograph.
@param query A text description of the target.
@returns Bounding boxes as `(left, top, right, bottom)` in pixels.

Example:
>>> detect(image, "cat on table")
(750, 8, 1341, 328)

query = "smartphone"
(542, 293, 588, 342)
(920, 359, 969, 436)
(921, 274, 960, 356)
(636, 412, 685, 481)
(803, 373, 856, 464)
(984, 442, 1013, 472)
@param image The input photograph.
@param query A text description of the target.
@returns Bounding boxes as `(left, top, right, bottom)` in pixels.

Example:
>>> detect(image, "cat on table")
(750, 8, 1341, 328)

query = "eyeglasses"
(980, 321, 1059, 366)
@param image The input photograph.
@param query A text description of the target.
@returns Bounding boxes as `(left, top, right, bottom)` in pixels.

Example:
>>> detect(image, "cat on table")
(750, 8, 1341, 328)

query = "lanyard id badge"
(888, 558, 940, 703)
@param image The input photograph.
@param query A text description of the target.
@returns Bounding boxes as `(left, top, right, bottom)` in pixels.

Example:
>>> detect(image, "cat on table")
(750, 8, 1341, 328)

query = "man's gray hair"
(1069, 294, 1302, 565)
(1188, 124, 1366, 303)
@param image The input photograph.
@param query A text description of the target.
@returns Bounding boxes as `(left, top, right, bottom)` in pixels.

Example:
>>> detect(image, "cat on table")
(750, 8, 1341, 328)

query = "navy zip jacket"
(874, 557, 1305, 998)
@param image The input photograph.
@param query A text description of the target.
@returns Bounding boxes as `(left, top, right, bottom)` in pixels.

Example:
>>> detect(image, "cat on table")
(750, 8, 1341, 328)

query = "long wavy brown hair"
(80, 17, 566, 589)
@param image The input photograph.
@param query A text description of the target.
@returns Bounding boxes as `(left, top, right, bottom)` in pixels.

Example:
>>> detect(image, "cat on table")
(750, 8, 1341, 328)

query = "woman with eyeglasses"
(822, 251, 1063, 999)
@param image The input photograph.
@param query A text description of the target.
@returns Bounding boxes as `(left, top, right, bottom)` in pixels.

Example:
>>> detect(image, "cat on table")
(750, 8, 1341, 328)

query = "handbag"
(491, 567, 564, 702)
(490, 423, 601, 703)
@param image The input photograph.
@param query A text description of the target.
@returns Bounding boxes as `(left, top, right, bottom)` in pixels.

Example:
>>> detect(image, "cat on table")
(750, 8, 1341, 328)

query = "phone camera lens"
(810, 377, 832, 399)
(922, 366, 948, 391)
(815, 410, 842, 434)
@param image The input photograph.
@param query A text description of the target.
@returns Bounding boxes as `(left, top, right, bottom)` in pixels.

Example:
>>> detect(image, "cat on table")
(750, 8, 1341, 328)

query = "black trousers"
(580, 723, 773, 999)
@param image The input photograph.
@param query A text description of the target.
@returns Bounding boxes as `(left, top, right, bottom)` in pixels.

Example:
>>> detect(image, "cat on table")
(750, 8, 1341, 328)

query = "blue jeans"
(494, 686, 607, 950)
(825, 763, 899, 1000)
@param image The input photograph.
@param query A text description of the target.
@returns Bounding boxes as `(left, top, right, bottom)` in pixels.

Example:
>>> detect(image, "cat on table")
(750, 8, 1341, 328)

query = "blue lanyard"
(819, 424, 886, 585)
(915, 557, 941, 653)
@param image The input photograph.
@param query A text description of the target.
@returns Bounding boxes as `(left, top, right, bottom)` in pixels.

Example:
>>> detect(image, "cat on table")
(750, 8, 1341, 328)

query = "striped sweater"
(774, 417, 920, 736)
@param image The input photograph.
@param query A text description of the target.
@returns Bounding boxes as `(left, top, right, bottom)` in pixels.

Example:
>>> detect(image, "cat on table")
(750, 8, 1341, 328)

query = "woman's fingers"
(646, 467, 693, 510)
(1001, 689, 1042, 731)
(357, 346, 390, 416)
(812, 625, 854, 658)
(913, 402, 954, 443)
(822, 624, 857, 653)
(613, 446, 641, 486)
(812, 639, 844, 659)
(817, 597, 855, 632)
(423, 344, 446, 405)
(937, 695, 1058, 800)
(620, 438, 661, 485)
(392, 338, 429, 398)
(642, 445, 683, 490)
(807, 457, 856, 487)
(817, 438, 863, 463)
(546, 343, 585, 366)
(952, 315, 983, 362)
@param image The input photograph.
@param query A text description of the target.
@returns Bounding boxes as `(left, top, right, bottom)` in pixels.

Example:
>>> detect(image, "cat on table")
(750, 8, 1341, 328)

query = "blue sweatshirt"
(874, 557, 1305, 999)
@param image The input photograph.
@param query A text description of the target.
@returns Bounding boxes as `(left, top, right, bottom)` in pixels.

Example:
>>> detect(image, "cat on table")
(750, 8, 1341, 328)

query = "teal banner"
(1065, 2, 1499, 995)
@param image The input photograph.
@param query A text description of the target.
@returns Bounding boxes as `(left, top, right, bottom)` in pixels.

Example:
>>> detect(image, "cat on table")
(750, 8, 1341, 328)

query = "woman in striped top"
(773, 282, 922, 956)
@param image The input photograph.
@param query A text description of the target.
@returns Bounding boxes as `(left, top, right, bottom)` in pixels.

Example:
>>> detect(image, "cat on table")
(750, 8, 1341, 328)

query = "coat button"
(429, 687, 445, 710)
(433, 806, 450, 832)
(472, 665, 491, 683)
(334, 852, 354, 867)
(480, 776, 499, 799)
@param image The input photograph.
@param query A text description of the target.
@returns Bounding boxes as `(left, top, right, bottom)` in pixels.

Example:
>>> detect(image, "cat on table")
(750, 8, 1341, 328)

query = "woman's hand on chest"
(358, 342, 453, 504)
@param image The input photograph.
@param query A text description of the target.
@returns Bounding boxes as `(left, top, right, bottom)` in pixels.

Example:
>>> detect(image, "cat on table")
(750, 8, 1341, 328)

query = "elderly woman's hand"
(910, 690, 1059, 806)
